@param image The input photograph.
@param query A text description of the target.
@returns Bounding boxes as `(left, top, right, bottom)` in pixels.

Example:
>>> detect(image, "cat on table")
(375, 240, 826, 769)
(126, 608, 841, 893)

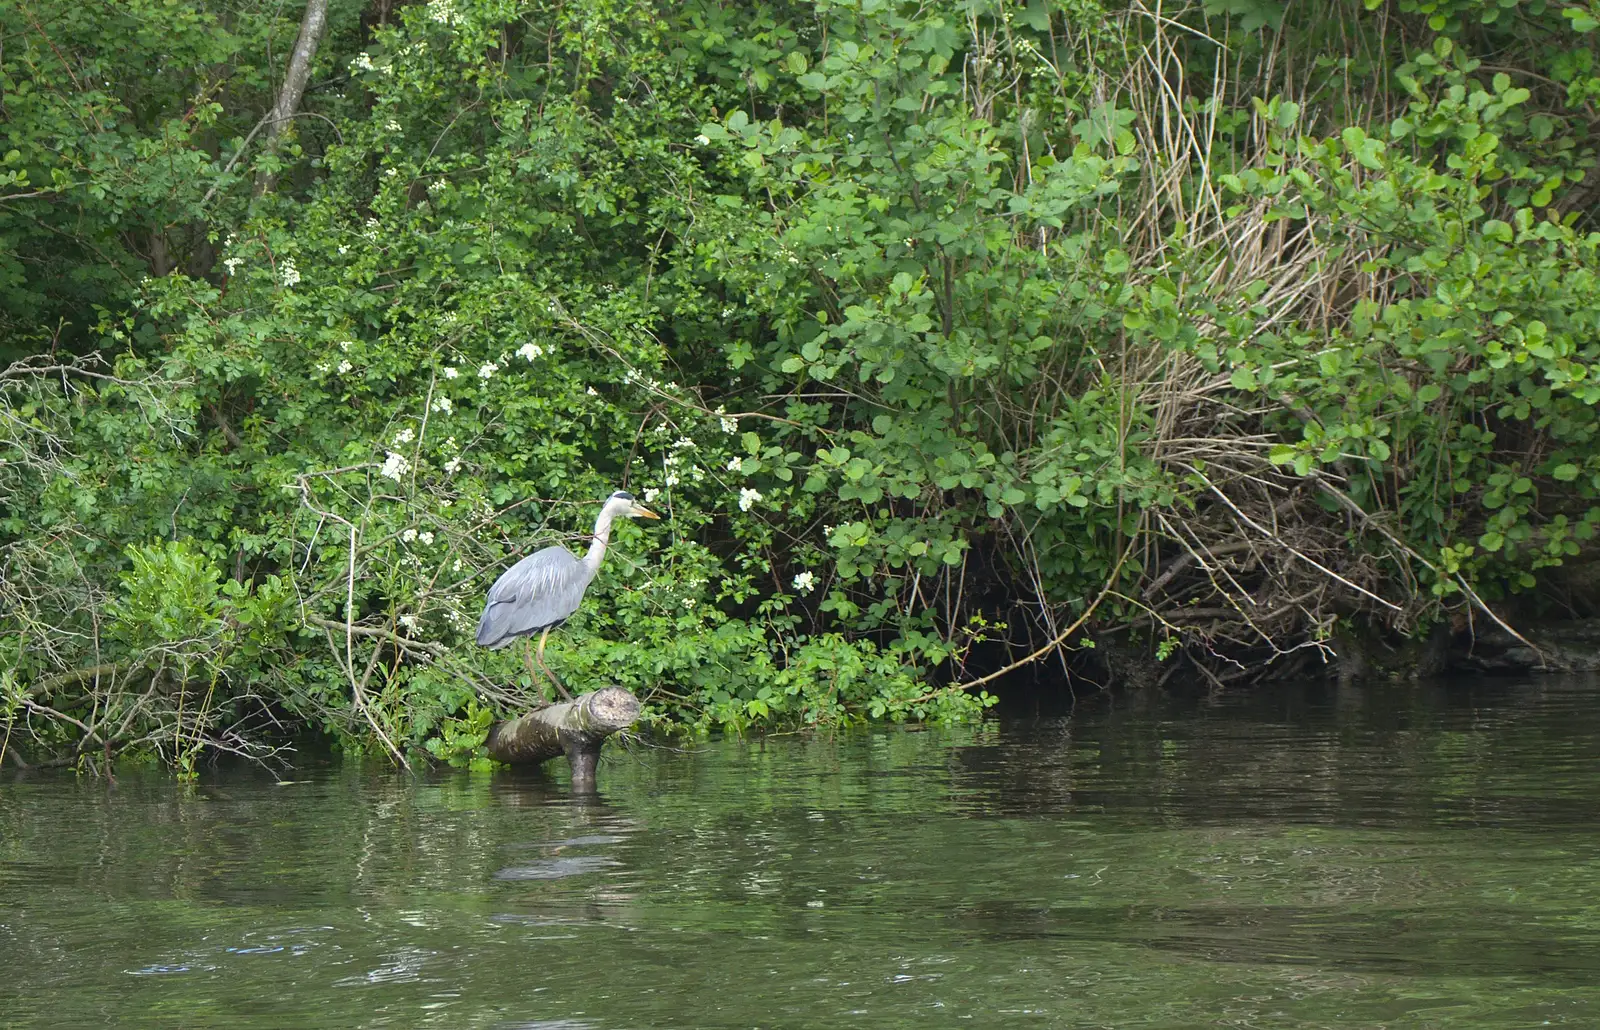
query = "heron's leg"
(521, 638, 541, 687)
(536, 626, 574, 702)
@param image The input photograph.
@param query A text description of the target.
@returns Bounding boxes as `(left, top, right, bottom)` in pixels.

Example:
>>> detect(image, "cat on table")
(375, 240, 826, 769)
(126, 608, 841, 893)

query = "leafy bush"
(3, 0, 1597, 771)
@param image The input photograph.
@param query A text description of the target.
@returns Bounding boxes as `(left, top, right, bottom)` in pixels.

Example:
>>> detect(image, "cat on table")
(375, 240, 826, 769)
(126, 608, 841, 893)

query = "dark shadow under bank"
(978, 617, 1600, 720)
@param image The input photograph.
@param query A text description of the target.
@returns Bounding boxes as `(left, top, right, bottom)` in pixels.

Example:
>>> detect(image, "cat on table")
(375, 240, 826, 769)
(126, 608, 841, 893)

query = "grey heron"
(476, 490, 659, 700)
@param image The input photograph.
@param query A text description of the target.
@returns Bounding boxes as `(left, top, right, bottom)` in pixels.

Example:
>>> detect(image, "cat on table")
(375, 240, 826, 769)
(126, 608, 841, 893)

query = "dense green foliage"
(3, 0, 1598, 770)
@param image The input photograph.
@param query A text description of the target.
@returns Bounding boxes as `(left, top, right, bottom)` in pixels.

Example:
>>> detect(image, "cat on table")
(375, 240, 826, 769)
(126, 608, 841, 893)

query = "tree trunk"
(254, 0, 331, 196)
(485, 686, 640, 789)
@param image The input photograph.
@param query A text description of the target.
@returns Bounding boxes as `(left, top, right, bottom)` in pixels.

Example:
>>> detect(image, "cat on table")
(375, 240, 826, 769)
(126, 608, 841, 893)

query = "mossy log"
(485, 686, 640, 788)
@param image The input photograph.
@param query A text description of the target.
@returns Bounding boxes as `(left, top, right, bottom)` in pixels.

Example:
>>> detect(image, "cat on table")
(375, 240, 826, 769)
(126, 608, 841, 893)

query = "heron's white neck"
(583, 504, 621, 571)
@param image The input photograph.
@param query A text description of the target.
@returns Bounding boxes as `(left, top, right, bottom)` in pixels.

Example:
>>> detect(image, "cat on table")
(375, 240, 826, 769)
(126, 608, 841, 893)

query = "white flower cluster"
(427, 0, 462, 24)
(350, 52, 375, 72)
(338, 359, 353, 374)
(393, 427, 415, 445)
(379, 451, 410, 481)
(715, 406, 738, 433)
(223, 254, 244, 275)
(516, 342, 544, 361)
(443, 366, 459, 379)
(695, 134, 711, 146)
(443, 455, 462, 474)
(428, 179, 446, 195)
(792, 571, 816, 593)
(430, 396, 452, 414)
(644, 488, 660, 503)
(623, 368, 666, 391)
(727, 456, 743, 473)
(278, 258, 300, 287)
(478, 362, 498, 379)
(738, 487, 763, 512)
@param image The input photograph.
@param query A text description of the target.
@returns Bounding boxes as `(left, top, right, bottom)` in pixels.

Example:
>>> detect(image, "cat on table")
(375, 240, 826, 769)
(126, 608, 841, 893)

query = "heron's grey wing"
(476, 546, 593, 649)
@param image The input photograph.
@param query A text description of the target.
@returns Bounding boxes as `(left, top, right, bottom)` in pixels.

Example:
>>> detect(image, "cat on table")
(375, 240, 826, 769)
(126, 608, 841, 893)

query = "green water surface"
(4, 678, 1600, 1028)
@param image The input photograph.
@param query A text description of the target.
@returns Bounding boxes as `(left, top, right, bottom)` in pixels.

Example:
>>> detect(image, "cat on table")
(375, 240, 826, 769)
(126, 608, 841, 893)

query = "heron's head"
(608, 490, 659, 520)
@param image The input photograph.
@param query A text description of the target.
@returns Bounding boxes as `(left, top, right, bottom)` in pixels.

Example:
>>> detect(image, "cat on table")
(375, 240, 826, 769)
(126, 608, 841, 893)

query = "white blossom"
(738, 487, 763, 512)
(314, 361, 331, 374)
(663, 452, 681, 467)
(671, 436, 695, 451)
(644, 488, 660, 503)
(443, 455, 463, 474)
(398, 614, 419, 629)
(452, 558, 464, 572)
(385, 119, 401, 132)
(393, 427, 415, 445)
(443, 366, 459, 379)
(350, 52, 375, 72)
(516, 342, 544, 361)
(695, 133, 711, 146)
(338, 245, 349, 255)
(428, 179, 447, 195)
(683, 597, 697, 609)
(278, 258, 300, 287)
(430, 396, 452, 414)
(419, 531, 434, 545)
(792, 571, 817, 593)
(427, 0, 462, 24)
(222, 256, 244, 275)
(478, 362, 498, 379)
(727, 456, 743, 473)
(380, 451, 410, 481)
(339, 340, 353, 352)
(716, 406, 738, 433)
(586, 386, 598, 396)
(401, 528, 418, 543)
(383, 168, 398, 178)
(337, 360, 353, 375)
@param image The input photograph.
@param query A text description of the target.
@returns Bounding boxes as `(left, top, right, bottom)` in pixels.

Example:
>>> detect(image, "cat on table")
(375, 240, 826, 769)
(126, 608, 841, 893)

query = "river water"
(4, 677, 1600, 1028)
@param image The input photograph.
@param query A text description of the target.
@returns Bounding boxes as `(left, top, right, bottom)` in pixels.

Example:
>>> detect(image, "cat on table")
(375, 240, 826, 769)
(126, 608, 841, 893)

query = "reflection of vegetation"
(5, 0, 1600, 768)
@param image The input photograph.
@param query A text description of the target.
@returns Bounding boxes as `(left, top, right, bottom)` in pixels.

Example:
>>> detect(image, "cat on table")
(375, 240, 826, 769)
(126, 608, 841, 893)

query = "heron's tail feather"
(476, 601, 513, 648)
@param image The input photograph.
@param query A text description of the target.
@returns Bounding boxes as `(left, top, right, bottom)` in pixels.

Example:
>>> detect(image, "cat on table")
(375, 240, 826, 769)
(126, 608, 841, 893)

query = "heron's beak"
(631, 504, 660, 520)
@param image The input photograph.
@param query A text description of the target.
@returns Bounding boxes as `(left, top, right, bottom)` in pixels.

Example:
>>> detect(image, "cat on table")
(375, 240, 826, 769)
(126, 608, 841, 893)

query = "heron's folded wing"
(476, 546, 590, 648)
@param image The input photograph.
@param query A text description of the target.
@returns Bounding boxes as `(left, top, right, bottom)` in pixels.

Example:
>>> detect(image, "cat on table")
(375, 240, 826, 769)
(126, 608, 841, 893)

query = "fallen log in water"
(485, 686, 640, 788)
